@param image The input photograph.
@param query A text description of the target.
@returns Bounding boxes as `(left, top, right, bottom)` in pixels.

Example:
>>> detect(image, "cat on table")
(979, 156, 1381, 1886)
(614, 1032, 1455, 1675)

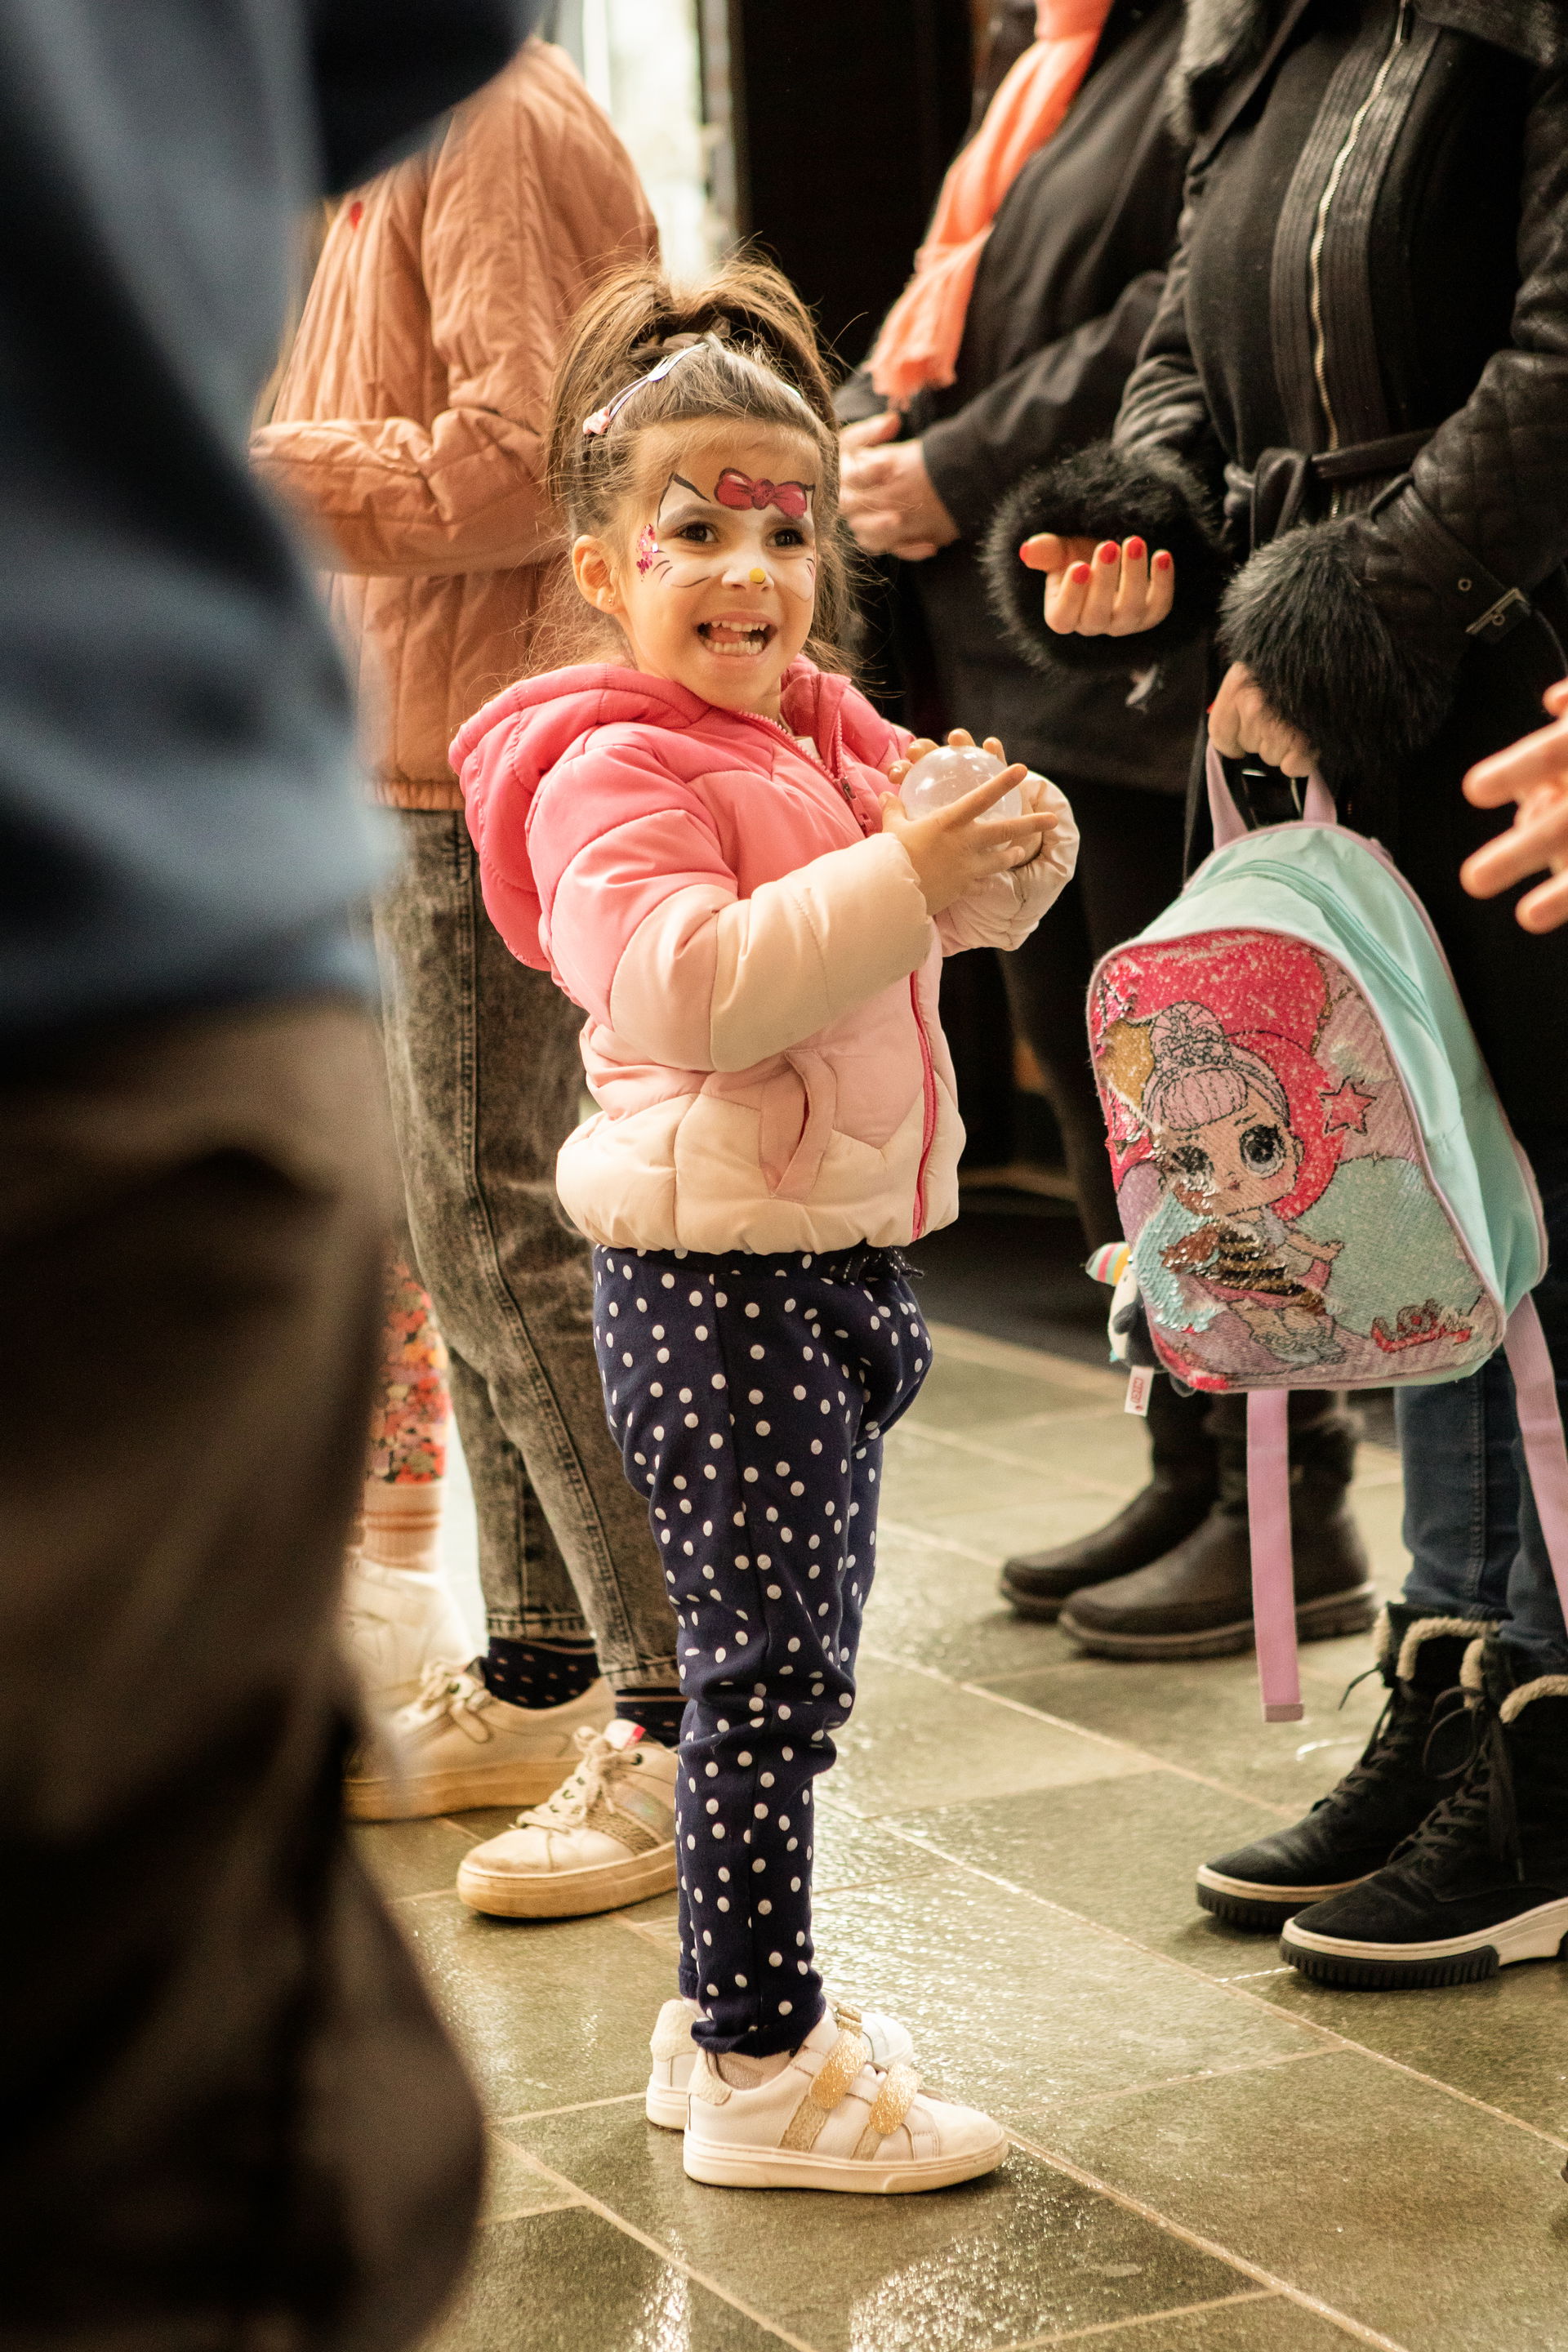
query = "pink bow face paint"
(712, 468, 811, 519)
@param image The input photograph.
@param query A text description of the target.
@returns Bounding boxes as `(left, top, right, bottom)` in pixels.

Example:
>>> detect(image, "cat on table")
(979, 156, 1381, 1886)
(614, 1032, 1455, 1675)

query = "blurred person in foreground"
(836, 0, 1369, 1655)
(253, 45, 691, 1925)
(0, 1, 533, 2341)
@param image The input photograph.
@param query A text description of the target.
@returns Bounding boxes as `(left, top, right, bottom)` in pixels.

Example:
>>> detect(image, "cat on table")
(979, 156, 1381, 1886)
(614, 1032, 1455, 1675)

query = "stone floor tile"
(1038, 2046, 1568, 2351)
(1259, 1961, 1568, 2140)
(806, 1865, 1321, 2123)
(881, 1430, 1119, 1524)
(353, 1814, 478, 1901)
(904, 1352, 1102, 1432)
(480, 2131, 582, 2225)
(833, 1656, 1152, 1817)
(969, 1652, 1386, 1815)
(963, 1409, 1157, 1491)
(1024, 2294, 1367, 2350)
(398, 1895, 675, 2114)
(506, 2107, 1251, 2352)
(430, 2204, 791, 2350)
(811, 1799, 945, 1894)
(879, 1774, 1293, 1976)
(862, 1526, 1089, 1682)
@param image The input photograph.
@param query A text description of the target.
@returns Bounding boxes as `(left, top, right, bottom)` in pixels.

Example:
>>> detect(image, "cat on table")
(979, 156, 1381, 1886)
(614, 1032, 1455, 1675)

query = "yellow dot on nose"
(749, 567, 767, 584)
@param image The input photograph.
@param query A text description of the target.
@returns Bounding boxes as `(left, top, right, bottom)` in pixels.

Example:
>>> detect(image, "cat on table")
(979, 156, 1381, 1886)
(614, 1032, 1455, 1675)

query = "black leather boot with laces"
(1194, 1606, 1484, 1930)
(1281, 1635, 1568, 1987)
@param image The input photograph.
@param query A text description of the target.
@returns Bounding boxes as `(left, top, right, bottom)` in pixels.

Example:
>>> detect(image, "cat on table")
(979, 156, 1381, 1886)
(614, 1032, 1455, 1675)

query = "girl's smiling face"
(571, 422, 822, 718)
(1154, 1087, 1303, 1216)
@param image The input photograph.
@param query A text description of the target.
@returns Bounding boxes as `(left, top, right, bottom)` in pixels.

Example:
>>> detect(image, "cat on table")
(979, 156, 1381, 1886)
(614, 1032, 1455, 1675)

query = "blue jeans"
(1397, 1138, 1568, 1675)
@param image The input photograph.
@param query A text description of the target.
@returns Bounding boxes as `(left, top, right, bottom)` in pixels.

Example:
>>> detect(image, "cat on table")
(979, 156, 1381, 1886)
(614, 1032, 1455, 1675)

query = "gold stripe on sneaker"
(779, 2027, 870, 2153)
(853, 2059, 920, 2159)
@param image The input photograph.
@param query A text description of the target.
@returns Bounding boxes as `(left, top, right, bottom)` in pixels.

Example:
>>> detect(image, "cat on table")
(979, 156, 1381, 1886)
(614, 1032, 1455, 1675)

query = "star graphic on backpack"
(1321, 1078, 1375, 1134)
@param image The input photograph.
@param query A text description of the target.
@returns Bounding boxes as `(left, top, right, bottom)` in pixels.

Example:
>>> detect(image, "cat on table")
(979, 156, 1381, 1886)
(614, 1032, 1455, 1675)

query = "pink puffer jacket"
(452, 658, 1076, 1254)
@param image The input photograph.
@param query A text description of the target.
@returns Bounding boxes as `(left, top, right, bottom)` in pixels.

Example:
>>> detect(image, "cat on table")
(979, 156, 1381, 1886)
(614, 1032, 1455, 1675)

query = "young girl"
(452, 260, 1076, 2194)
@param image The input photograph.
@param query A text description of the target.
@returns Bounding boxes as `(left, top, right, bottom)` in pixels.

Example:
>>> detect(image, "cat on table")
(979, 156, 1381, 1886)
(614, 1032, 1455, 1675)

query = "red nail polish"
(1098, 542, 1119, 564)
(1125, 537, 1146, 561)
(1152, 550, 1173, 571)
(1071, 564, 1093, 586)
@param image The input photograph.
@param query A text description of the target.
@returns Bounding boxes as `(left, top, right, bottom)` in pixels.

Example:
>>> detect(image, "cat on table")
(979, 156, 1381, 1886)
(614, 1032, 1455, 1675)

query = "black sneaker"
(1281, 1638, 1568, 1988)
(1194, 1607, 1483, 1929)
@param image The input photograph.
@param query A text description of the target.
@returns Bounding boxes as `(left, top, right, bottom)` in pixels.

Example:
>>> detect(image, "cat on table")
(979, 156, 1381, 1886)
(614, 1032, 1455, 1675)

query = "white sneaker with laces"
(681, 2004, 1007, 2194)
(456, 1720, 678, 1918)
(345, 1661, 612, 1822)
(340, 1556, 474, 1713)
(645, 1997, 915, 2130)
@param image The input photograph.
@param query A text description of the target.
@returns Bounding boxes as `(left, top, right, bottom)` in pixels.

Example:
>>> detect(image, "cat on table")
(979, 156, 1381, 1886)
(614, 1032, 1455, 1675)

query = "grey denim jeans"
(373, 810, 678, 1694)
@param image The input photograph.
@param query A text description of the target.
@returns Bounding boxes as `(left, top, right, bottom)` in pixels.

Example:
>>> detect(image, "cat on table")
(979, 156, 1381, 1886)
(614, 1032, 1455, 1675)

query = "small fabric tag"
(604, 1717, 644, 1749)
(1125, 1366, 1154, 1418)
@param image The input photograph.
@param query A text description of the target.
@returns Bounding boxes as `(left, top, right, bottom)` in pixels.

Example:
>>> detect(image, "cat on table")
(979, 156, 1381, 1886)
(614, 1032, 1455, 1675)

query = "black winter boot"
(1195, 1605, 1486, 1929)
(1057, 1391, 1374, 1657)
(999, 1379, 1217, 1619)
(1282, 1636, 1568, 1987)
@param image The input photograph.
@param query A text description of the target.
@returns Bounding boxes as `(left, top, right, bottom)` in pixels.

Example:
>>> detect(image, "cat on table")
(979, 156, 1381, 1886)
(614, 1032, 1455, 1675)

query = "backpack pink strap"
(1206, 744, 1336, 847)
(1504, 1293, 1568, 1624)
(1248, 1389, 1303, 1721)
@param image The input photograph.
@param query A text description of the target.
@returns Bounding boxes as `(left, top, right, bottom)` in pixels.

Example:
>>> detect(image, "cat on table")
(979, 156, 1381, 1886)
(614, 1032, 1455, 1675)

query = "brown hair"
(537, 255, 853, 675)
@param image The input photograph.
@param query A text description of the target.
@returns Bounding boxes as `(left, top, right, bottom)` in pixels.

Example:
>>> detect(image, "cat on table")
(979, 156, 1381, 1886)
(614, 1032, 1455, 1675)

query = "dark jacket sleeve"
(308, 0, 537, 190)
(920, 270, 1169, 537)
(978, 201, 1232, 676)
(1221, 64, 1568, 780)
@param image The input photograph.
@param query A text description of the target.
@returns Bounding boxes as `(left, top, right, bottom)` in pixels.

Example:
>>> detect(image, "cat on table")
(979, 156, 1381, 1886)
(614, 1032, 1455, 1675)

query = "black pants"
(593, 1245, 928, 2056)
(1001, 777, 1186, 1248)
(0, 1000, 483, 2348)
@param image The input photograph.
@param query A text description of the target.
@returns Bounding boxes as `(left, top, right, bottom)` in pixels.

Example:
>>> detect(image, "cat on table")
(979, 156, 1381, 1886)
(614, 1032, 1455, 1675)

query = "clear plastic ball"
(898, 743, 1022, 820)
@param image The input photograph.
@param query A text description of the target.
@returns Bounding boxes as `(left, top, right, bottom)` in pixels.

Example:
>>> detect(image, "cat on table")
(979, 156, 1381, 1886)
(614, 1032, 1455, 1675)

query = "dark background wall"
(719, 0, 974, 368)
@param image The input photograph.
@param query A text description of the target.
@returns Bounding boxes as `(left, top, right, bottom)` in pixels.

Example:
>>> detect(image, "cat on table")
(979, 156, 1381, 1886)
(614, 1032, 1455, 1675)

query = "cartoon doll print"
(1138, 1003, 1344, 1370)
(1089, 935, 1499, 1390)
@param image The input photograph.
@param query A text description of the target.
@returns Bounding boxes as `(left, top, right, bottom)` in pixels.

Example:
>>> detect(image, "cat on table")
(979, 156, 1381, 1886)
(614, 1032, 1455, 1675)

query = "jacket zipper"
(737, 706, 938, 1236)
(1307, 0, 1410, 454)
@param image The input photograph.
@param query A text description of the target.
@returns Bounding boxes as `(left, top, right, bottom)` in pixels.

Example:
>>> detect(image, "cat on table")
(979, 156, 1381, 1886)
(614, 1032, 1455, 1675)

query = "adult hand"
(1019, 533, 1174, 635)
(1208, 661, 1317, 779)
(880, 736, 1062, 916)
(1460, 679, 1568, 932)
(840, 412, 960, 562)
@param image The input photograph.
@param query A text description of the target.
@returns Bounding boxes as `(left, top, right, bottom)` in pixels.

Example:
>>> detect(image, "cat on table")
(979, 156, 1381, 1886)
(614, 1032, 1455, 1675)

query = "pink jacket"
(452, 659, 1076, 1254)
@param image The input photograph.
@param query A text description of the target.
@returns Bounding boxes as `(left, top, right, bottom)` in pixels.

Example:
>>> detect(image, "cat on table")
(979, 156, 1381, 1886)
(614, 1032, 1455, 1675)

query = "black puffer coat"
(995, 0, 1568, 1127)
(841, 0, 1203, 792)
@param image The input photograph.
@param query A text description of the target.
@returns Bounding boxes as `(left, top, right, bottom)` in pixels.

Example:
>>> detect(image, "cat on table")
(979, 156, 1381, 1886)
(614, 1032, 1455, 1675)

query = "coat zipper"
(1307, 0, 1411, 454)
(737, 706, 938, 1236)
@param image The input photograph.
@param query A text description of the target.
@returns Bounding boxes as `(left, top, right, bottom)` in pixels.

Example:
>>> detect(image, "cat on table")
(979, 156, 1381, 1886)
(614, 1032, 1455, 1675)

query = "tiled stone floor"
(358, 1322, 1568, 2352)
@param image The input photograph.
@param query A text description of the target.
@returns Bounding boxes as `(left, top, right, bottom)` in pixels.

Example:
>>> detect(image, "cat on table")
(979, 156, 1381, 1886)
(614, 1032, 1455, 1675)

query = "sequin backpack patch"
(1088, 749, 1568, 1720)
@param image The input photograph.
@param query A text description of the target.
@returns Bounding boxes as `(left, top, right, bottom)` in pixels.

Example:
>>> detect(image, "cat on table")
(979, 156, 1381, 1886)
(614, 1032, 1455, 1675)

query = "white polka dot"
(743, 1467, 759, 1484)
(744, 1303, 760, 1319)
(750, 1345, 765, 1360)
(768, 1949, 782, 1967)
(662, 1274, 675, 1289)
(748, 1388, 764, 1405)
(712, 1824, 726, 1839)
(779, 2002, 792, 2016)
(695, 1325, 709, 1340)
(735, 1972, 747, 1988)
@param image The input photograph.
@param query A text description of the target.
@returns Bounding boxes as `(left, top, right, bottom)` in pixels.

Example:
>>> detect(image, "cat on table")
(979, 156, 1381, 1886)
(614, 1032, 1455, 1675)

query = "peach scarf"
(868, 0, 1113, 405)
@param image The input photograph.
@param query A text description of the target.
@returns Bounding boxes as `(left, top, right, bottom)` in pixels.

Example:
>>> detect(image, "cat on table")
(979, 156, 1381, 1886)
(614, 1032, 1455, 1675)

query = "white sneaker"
(681, 2004, 1008, 2194)
(456, 1720, 678, 1919)
(345, 1662, 612, 1822)
(646, 1996, 915, 2130)
(341, 1555, 474, 1713)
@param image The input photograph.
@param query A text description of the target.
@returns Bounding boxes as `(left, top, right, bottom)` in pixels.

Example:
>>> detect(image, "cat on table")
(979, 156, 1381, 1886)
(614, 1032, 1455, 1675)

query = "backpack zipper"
(1307, 0, 1411, 453)
(1227, 854, 1439, 1042)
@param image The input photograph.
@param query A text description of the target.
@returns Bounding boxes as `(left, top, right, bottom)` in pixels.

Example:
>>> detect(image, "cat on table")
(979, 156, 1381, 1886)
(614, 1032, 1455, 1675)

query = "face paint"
(712, 468, 812, 519)
(635, 524, 666, 577)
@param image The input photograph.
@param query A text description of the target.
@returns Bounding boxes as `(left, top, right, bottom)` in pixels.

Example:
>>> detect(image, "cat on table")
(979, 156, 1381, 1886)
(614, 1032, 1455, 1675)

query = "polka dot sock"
(479, 1636, 599, 1711)
(612, 1688, 686, 1746)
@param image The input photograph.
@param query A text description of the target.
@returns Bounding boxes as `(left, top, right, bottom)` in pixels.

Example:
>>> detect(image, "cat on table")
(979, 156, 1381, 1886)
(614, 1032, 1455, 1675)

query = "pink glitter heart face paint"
(635, 523, 666, 577)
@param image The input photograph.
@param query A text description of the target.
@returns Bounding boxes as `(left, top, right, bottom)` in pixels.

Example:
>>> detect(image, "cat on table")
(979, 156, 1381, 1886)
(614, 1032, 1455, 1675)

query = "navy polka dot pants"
(592, 1244, 929, 2056)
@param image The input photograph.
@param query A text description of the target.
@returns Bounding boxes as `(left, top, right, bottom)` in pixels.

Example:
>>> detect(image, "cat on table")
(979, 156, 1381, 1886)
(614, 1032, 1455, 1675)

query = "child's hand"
(1462, 680, 1568, 933)
(1018, 534, 1174, 637)
(881, 734, 1062, 918)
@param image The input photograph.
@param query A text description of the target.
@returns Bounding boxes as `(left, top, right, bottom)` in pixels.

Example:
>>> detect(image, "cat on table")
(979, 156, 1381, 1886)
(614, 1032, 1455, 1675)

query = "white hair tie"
(581, 340, 711, 437)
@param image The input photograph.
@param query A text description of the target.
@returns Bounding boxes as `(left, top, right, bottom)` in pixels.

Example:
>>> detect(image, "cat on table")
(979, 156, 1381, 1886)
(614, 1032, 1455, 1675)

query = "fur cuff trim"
(1218, 519, 1454, 783)
(1460, 1637, 1488, 1695)
(981, 443, 1230, 677)
(1396, 1616, 1496, 1686)
(1499, 1673, 1568, 1723)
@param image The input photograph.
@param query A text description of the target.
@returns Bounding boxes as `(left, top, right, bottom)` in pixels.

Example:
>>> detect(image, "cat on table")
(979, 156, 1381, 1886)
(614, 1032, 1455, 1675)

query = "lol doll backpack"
(1089, 746, 1568, 1722)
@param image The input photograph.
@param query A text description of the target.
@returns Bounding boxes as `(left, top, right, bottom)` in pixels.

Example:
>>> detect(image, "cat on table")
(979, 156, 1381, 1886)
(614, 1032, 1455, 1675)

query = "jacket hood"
(449, 658, 884, 969)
